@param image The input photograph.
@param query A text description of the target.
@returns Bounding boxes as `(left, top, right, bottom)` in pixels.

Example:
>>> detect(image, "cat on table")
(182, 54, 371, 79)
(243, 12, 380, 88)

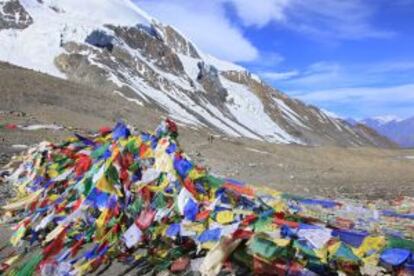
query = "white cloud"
(260, 70, 299, 80)
(135, 0, 258, 62)
(289, 0, 394, 39)
(225, 0, 290, 27)
(278, 60, 414, 91)
(296, 84, 414, 103)
(257, 52, 285, 66)
(367, 61, 414, 73)
(134, 0, 393, 64)
(280, 61, 345, 88)
(226, 0, 394, 40)
(274, 60, 414, 118)
(290, 84, 414, 118)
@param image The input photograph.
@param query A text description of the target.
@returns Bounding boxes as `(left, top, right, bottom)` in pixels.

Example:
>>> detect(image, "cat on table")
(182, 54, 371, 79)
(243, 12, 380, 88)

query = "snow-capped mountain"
(362, 116, 402, 128)
(361, 116, 414, 148)
(0, 0, 393, 147)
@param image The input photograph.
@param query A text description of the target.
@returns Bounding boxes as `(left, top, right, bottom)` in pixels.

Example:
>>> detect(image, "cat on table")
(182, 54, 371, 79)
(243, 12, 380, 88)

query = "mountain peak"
(370, 115, 402, 124)
(360, 115, 414, 148)
(26, 0, 153, 27)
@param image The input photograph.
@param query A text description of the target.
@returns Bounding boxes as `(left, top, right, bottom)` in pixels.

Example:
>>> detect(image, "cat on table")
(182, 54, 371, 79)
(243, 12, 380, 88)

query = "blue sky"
(135, 0, 414, 119)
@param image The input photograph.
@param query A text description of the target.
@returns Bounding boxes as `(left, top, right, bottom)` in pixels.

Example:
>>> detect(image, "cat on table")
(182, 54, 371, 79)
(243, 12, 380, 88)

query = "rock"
(0, 0, 33, 30)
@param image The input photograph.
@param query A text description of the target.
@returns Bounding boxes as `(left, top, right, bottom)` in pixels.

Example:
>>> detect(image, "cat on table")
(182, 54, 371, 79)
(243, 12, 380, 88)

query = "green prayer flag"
(106, 164, 119, 184)
(249, 236, 279, 260)
(126, 139, 138, 155)
(91, 143, 110, 159)
(386, 236, 414, 251)
(16, 252, 43, 276)
(204, 175, 224, 188)
(128, 161, 140, 172)
(331, 243, 360, 263)
(83, 177, 93, 196)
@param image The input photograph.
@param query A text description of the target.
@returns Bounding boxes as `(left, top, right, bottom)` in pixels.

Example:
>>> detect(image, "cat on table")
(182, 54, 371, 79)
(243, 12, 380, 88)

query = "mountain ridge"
(0, 0, 395, 147)
(360, 116, 414, 148)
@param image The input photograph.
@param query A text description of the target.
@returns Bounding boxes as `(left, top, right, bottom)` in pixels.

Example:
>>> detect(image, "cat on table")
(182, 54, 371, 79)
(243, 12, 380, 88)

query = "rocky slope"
(0, 0, 394, 147)
(2, 61, 414, 200)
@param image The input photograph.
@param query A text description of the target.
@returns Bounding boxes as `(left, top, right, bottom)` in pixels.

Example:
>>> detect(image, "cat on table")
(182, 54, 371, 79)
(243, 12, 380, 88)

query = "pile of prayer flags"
(0, 119, 413, 275)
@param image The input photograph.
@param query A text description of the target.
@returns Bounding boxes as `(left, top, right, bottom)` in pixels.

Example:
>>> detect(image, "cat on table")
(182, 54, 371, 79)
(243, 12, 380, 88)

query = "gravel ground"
(2, 110, 414, 201)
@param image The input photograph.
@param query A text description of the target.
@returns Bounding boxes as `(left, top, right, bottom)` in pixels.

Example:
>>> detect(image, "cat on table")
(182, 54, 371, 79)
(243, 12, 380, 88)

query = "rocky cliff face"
(0, 0, 394, 147)
(0, 0, 32, 30)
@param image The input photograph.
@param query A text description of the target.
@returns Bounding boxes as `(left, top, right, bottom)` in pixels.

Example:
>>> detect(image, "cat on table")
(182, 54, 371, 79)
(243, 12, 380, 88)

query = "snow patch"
(273, 97, 308, 129)
(202, 53, 246, 72)
(321, 109, 342, 119)
(371, 115, 402, 125)
(245, 147, 270, 155)
(19, 124, 63, 131)
(221, 77, 302, 144)
(177, 54, 201, 81)
(113, 90, 143, 106)
(33, 0, 152, 27)
(12, 144, 29, 149)
(127, 75, 201, 126)
(0, 0, 152, 77)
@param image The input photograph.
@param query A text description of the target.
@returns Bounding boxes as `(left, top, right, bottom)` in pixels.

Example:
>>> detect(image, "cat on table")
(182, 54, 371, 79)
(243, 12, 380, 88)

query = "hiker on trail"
(208, 134, 214, 144)
(60, 33, 64, 47)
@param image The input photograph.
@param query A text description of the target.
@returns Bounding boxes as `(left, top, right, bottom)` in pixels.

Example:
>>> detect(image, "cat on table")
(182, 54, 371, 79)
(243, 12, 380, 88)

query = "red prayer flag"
(171, 256, 190, 272)
(99, 127, 112, 136)
(223, 183, 254, 197)
(135, 209, 156, 230)
(74, 154, 92, 176)
(43, 229, 66, 258)
(70, 238, 84, 257)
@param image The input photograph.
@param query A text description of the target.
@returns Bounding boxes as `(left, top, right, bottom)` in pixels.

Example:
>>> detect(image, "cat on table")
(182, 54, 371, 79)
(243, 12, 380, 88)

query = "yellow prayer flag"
(154, 152, 173, 173)
(96, 175, 122, 197)
(201, 241, 217, 250)
(271, 201, 287, 212)
(361, 253, 380, 265)
(119, 138, 128, 147)
(76, 260, 93, 274)
(184, 222, 205, 233)
(188, 168, 206, 181)
(96, 208, 110, 240)
(216, 210, 234, 224)
(315, 247, 328, 263)
(147, 176, 169, 192)
(3, 255, 20, 267)
(10, 226, 26, 246)
(44, 225, 65, 244)
(274, 238, 290, 247)
(353, 236, 386, 258)
(327, 241, 341, 255)
(2, 190, 42, 211)
(47, 169, 59, 179)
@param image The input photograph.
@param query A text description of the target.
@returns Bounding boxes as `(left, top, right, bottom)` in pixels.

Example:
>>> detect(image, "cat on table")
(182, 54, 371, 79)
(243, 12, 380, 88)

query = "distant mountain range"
(353, 116, 414, 148)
